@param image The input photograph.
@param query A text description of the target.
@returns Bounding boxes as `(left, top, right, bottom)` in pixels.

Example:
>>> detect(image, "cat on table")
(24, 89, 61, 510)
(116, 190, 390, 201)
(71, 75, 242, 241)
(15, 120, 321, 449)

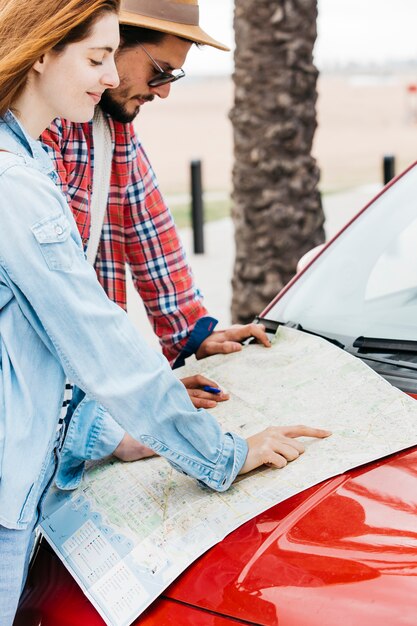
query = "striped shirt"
(58, 382, 73, 432)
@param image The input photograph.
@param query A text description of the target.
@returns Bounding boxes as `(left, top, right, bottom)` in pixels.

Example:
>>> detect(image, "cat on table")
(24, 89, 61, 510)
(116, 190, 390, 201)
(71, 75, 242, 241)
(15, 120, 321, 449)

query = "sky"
(185, 0, 417, 76)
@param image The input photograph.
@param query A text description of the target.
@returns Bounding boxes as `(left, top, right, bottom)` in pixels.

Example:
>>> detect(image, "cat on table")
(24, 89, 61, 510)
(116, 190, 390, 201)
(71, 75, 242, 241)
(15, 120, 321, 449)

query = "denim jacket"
(56, 318, 222, 484)
(0, 112, 248, 530)
(56, 315, 220, 488)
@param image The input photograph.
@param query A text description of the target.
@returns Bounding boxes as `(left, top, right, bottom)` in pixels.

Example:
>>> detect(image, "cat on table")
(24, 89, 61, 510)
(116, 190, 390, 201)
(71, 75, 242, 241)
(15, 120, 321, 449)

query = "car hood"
(155, 447, 417, 626)
(17, 448, 417, 626)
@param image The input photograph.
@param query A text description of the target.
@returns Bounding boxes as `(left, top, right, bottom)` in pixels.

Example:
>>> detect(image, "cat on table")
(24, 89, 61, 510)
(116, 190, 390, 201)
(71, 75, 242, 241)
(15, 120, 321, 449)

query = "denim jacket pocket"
(31, 213, 73, 271)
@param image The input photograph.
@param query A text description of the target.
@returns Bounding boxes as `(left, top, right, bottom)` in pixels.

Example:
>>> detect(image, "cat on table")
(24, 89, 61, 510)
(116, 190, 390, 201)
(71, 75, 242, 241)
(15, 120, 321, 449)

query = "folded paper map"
(41, 326, 417, 626)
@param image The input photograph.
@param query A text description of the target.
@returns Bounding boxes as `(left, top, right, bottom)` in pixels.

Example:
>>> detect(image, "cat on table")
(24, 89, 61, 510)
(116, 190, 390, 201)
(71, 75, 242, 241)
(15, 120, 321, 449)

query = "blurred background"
(136, 0, 417, 199)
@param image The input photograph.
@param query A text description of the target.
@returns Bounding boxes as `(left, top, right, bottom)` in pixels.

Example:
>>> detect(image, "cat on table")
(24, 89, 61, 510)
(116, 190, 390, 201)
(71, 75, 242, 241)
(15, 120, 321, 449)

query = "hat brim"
(119, 10, 230, 51)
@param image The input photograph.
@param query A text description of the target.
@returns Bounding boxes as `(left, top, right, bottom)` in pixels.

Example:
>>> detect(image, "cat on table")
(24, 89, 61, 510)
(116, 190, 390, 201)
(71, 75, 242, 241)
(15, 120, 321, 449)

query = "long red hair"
(0, 0, 120, 115)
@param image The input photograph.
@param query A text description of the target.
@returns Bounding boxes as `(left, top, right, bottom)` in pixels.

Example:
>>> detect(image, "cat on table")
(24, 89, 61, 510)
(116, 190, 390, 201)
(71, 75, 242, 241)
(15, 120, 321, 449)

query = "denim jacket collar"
(1, 110, 56, 177)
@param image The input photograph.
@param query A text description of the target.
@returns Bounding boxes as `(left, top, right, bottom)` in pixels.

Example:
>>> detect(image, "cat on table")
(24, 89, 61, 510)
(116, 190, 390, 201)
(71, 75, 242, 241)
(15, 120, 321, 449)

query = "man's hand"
(239, 425, 331, 475)
(196, 323, 271, 360)
(181, 374, 229, 409)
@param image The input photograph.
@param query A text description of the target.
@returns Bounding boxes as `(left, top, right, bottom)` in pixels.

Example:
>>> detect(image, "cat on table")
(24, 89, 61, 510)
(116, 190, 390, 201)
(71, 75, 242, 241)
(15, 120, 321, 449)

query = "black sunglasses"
(140, 44, 186, 88)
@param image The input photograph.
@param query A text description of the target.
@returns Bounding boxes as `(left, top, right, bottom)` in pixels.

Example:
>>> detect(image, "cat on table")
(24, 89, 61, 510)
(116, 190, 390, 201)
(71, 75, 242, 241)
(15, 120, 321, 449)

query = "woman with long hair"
(0, 0, 329, 621)
(0, 2, 120, 619)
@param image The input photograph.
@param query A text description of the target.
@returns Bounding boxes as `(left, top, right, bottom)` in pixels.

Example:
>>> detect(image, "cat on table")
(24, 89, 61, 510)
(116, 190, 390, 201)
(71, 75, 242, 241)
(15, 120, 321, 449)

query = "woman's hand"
(113, 433, 156, 462)
(239, 425, 331, 474)
(181, 374, 229, 409)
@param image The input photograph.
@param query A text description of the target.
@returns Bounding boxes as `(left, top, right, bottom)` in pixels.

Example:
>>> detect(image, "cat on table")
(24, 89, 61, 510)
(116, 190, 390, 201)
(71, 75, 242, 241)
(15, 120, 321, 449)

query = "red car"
(15, 164, 417, 625)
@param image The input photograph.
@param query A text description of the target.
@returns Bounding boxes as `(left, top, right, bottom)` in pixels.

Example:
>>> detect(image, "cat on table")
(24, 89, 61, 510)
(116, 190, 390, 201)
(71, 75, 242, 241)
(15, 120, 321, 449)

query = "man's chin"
(99, 93, 140, 124)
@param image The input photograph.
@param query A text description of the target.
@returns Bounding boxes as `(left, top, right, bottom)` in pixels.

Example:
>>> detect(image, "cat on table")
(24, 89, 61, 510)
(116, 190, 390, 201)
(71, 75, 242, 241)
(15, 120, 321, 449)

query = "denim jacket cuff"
(173, 316, 218, 369)
(55, 399, 124, 490)
(218, 432, 248, 490)
(140, 431, 248, 492)
(88, 415, 125, 459)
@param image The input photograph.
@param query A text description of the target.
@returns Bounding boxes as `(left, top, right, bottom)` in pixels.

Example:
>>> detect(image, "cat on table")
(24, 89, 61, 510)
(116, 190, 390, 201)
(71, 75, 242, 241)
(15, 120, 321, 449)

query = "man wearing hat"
(41, 0, 270, 463)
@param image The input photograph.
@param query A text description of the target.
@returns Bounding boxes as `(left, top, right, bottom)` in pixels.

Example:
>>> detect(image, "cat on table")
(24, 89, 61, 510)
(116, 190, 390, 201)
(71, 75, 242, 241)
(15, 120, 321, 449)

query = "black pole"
(191, 159, 205, 254)
(383, 155, 395, 185)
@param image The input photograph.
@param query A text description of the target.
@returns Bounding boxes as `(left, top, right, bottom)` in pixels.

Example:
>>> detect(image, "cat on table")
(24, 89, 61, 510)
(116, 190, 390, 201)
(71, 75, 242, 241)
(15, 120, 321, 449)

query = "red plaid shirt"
(41, 115, 211, 365)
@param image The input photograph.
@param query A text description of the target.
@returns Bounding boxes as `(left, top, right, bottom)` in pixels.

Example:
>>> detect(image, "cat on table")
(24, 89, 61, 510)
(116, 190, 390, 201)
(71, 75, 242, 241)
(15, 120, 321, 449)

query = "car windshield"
(266, 163, 417, 344)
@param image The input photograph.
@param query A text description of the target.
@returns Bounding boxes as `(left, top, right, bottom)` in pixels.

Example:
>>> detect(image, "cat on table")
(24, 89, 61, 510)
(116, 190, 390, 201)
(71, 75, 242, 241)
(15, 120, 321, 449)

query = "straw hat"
(119, 0, 230, 51)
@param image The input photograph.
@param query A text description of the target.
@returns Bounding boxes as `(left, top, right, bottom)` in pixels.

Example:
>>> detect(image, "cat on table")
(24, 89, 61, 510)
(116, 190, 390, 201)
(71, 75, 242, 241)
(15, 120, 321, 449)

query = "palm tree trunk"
(231, 0, 324, 323)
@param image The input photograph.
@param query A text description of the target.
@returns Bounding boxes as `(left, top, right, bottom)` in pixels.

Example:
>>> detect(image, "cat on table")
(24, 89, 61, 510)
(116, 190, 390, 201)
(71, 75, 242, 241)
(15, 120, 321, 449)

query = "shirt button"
(87, 184, 92, 192)
(55, 225, 64, 236)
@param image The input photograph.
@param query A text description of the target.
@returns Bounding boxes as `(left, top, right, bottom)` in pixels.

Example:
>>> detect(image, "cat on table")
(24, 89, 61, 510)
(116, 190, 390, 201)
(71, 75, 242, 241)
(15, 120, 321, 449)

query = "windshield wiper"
(353, 336, 417, 354)
(254, 317, 345, 349)
(351, 336, 417, 371)
(254, 320, 417, 372)
(350, 352, 417, 372)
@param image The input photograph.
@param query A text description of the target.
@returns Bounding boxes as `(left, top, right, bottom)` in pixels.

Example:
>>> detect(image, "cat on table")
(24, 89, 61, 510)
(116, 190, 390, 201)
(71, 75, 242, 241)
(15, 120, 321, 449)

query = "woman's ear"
(32, 54, 46, 74)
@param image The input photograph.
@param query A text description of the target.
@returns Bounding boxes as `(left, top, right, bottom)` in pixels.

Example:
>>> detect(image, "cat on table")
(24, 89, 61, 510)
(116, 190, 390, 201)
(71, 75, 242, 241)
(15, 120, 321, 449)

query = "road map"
(41, 326, 417, 626)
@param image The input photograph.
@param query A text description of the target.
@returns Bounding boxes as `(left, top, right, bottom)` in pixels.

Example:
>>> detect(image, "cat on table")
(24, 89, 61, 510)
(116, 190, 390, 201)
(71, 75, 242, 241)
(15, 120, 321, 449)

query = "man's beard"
(100, 90, 154, 124)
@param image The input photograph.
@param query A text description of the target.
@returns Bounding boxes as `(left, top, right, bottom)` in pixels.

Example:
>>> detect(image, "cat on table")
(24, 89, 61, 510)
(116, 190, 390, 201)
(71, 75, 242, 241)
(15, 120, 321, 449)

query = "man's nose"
(149, 82, 171, 99)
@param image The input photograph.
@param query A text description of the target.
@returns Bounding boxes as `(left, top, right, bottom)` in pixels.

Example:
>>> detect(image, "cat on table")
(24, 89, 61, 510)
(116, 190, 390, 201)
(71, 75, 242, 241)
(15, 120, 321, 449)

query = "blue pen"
(202, 385, 222, 395)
